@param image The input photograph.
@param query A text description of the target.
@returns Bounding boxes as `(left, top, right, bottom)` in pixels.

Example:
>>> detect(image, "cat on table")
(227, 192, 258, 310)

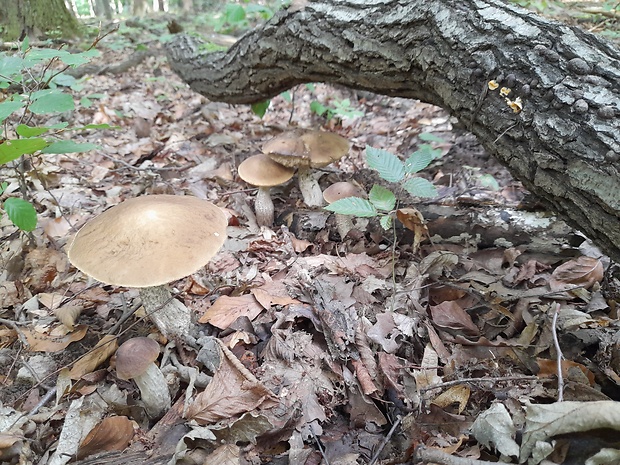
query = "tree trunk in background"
(181, 0, 192, 13)
(132, 0, 149, 16)
(0, 0, 81, 40)
(167, 0, 620, 262)
(93, 0, 113, 20)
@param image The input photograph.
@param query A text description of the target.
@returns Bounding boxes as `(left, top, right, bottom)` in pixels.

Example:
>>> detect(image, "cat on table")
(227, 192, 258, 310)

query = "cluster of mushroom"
(238, 130, 350, 227)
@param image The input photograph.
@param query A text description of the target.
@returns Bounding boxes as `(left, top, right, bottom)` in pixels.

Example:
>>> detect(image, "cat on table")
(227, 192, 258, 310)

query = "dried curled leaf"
(77, 416, 135, 460)
(549, 256, 603, 292)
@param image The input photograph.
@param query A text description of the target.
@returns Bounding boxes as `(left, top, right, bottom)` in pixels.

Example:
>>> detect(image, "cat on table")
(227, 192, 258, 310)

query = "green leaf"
(251, 100, 270, 118)
(225, 4, 246, 23)
(42, 140, 98, 154)
(402, 177, 437, 198)
(0, 97, 24, 124)
(73, 123, 113, 130)
(3, 197, 37, 231)
(0, 181, 7, 195)
(379, 214, 393, 230)
(418, 132, 445, 143)
(478, 174, 500, 191)
(365, 146, 405, 183)
(405, 147, 433, 174)
(0, 55, 26, 77)
(52, 73, 77, 88)
(0, 138, 49, 164)
(368, 184, 396, 211)
(30, 89, 74, 114)
(16, 124, 50, 137)
(325, 197, 378, 217)
(310, 101, 328, 116)
(280, 91, 291, 103)
(21, 36, 30, 52)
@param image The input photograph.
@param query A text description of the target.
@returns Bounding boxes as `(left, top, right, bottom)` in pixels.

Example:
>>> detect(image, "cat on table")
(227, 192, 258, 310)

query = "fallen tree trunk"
(166, 0, 620, 261)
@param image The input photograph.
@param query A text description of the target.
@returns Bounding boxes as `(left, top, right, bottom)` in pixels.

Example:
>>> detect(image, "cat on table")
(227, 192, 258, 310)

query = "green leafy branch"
(0, 38, 111, 231)
(325, 136, 443, 229)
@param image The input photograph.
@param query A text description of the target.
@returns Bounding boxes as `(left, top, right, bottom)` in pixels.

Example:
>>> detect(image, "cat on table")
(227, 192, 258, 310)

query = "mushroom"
(263, 130, 350, 207)
(237, 153, 295, 227)
(115, 337, 170, 418)
(67, 195, 227, 341)
(323, 181, 366, 239)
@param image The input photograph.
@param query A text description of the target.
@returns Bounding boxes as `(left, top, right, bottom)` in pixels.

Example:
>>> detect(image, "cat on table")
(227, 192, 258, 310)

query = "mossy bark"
(0, 0, 81, 41)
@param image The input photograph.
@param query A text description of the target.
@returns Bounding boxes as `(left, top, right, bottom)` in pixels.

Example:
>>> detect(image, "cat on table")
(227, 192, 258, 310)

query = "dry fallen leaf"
(69, 334, 118, 379)
(54, 305, 84, 330)
(432, 384, 471, 414)
(23, 324, 88, 352)
(549, 256, 603, 292)
(187, 343, 277, 424)
(429, 300, 480, 337)
(396, 208, 428, 252)
(77, 416, 135, 460)
(199, 294, 264, 329)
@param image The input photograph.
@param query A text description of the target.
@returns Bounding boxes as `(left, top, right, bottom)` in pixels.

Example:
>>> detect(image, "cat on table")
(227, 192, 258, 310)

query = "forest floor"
(1, 8, 620, 465)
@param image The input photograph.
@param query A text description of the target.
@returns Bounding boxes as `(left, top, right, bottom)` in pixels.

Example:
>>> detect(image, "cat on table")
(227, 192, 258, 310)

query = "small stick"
(415, 445, 506, 465)
(419, 375, 537, 393)
(552, 302, 565, 401)
(311, 429, 329, 465)
(369, 415, 402, 465)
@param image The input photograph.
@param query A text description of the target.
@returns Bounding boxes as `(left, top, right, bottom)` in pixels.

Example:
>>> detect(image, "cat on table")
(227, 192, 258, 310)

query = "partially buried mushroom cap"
(323, 181, 366, 204)
(67, 195, 227, 288)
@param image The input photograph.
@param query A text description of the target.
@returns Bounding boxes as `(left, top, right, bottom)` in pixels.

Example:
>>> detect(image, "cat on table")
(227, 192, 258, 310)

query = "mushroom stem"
(139, 285, 192, 341)
(297, 167, 324, 207)
(335, 213, 354, 239)
(255, 186, 275, 227)
(133, 362, 171, 418)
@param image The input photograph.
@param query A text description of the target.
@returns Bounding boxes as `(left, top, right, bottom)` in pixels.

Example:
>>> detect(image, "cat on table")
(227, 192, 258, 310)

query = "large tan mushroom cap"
(116, 337, 160, 380)
(263, 130, 349, 168)
(67, 195, 227, 288)
(238, 154, 295, 187)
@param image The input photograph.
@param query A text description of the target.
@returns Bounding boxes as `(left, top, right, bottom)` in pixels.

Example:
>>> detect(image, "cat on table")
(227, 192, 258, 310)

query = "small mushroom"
(67, 195, 227, 341)
(116, 337, 170, 418)
(323, 181, 366, 239)
(263, 130, 349, 207)
(237, 153, 295, 227)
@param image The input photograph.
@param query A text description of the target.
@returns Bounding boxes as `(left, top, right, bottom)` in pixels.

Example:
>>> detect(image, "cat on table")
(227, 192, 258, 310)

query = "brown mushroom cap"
(238, 153, 295, 187)
(263, 130, 349, 168)
(67, 195, 227, 288)
(323, 182, 366, 204)
(116, 337, 160, 380)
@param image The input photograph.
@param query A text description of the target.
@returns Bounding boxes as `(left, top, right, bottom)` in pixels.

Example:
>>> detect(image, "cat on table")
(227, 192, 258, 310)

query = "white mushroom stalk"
(297, 167, 325, 207)
(132, 361, 171, 418)
(255, 186, 275, 227)
(139, 286, 192, 341)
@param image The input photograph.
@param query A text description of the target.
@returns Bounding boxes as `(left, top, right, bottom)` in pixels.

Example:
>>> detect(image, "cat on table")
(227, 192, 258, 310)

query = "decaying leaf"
(549, 256, 603, 292)
(429, 300, 480, 337)
(199, 294, 264, 329)
(22, 324, 88, 352)
(419, 251, 459, 278)
(412, 344, 441, 389)
(77, 416, 135, 460)
(396, 207, 427, 251)
(471, 402, 519, 458)
(431, 384, 470, 414)
(187, 342, 277, 424)
(54, 305, 84, 330)
(69, 334, 118, 380)
(520, 401, 620, 463)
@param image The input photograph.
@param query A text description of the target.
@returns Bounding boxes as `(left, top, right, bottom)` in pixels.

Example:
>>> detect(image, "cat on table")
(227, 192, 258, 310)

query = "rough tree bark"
(166, 0, 620, 261)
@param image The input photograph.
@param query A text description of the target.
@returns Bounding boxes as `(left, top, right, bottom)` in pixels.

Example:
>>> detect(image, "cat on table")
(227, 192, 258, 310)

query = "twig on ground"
(311, 430, 329, 465)
(552, 302, 565, 401)
(369, 415, 402, 465)
(415, 446, 508, 465)
(419, 375, 538, 393)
